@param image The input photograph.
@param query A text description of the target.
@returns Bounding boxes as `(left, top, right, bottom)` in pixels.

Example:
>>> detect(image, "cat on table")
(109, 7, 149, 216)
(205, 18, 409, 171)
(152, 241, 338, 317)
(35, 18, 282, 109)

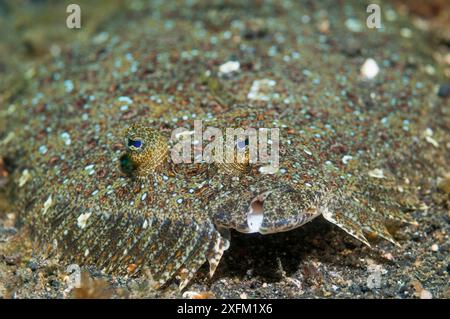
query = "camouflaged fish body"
(15, 105, 445, 289)
(1, 0, 449, 290)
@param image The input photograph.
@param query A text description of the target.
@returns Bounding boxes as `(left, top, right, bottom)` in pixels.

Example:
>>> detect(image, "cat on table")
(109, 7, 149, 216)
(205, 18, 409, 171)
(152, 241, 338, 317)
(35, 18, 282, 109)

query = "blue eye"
(128, 139, 142, 148)
(237, 138, 249, 150)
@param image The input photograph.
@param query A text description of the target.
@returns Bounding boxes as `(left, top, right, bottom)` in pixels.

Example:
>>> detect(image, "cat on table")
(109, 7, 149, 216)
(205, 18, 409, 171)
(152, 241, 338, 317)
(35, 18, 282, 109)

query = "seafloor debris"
(0, 158, 8, 188)
(70, 272, 112, 299)
(437, 173, 450, 194)
(360, 58, 380, 80)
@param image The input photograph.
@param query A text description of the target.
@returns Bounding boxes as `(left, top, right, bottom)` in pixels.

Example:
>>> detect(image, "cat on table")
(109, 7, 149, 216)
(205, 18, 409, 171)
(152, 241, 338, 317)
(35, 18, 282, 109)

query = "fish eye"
(236, 138, 249, 150)
(128, 139, 142, 148)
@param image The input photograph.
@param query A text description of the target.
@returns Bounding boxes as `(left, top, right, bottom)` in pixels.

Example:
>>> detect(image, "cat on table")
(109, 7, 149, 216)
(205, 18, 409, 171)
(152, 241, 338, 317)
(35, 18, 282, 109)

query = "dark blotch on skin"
(119, 153, 136, 177)
(437, 84, 450, 98)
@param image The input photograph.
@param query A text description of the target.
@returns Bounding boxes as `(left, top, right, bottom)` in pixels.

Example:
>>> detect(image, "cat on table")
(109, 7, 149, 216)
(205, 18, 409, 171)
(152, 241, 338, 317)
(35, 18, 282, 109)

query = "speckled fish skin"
(1, 0, 449, 289)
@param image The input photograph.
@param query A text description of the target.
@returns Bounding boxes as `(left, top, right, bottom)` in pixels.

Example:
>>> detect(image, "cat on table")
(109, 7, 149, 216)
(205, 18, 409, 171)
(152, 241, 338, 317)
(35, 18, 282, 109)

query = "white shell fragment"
(18, 169, 32, 187)
(60, 132, 72, 146)
(258, 165, 279, 174)
(360, 58, 380, 80)
(342, 155, 353, 165)
(42, 195, 53, 215)
(423, 128, 439, 147)
(77, 212, 92, 229)
(218, 61, 240, 76)
(368, 168, 386, 179)
(0, 132, 15, 146)
(247, 79, 277, 101)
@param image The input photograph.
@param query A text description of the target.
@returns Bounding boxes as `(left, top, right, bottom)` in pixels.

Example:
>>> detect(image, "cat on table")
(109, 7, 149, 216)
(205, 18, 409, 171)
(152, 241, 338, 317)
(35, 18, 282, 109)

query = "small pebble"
(39, 145, 48, 155)
(437, 84, 450, 98)
(400, 28, 412, 38)
(219, 61, 240, 76)
(345, 18, 363, 33)
(431, 244, 439, 252)
(118, 96, 133, 104)
(361, 58, 380, 80)
(64, 80, 74, 93)
(60, 132, 71, 146)
(437, 173, 450, 194)
(18, 169, 32, 187)
(247, 79, 276, 101)
(342, 155, 353, 165)
(368, 168, 385, 179)
(382, 252, 394, 261)
(420, 289, 432, 299)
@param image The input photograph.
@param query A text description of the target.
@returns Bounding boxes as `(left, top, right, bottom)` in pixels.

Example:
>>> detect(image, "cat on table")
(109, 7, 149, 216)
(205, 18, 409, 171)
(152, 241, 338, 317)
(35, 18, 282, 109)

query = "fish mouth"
(246, 193, 266, 233)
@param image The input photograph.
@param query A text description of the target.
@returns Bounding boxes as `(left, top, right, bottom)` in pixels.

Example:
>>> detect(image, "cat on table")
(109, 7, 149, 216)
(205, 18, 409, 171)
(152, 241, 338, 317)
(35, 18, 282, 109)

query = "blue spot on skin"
(128, 139, 142, 148)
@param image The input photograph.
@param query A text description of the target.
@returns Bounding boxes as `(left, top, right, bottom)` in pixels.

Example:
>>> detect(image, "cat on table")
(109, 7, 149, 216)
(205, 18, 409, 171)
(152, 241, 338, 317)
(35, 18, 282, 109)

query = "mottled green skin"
(1, 0, 449, 289)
